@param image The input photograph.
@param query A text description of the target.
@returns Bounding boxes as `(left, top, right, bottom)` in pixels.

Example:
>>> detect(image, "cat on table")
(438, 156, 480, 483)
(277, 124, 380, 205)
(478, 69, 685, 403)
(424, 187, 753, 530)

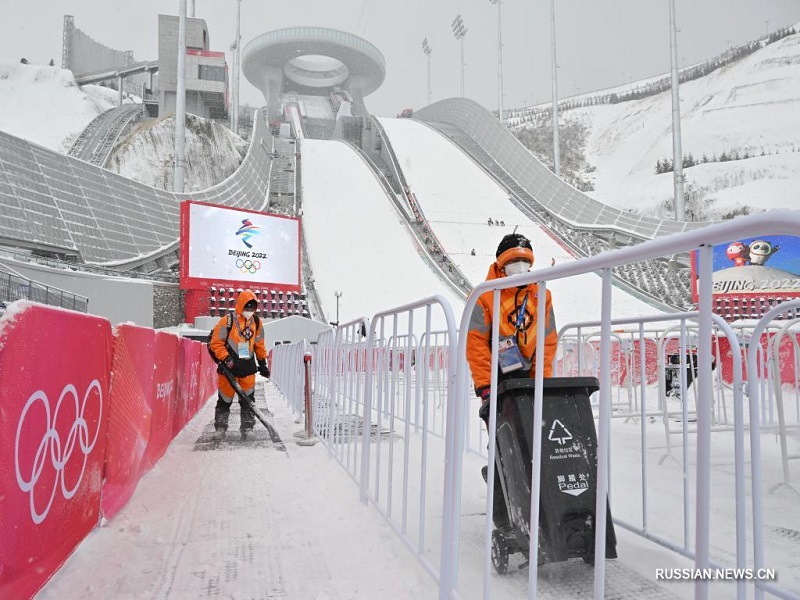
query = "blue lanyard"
(235, 315, 254, 340)
(515, 291, 530, 332)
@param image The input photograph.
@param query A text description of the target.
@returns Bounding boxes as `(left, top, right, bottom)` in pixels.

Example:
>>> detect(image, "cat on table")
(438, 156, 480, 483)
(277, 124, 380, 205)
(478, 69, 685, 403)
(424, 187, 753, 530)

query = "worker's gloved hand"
(217, 356, 235, 373)
(476, 386, 491, 420)
(258, 361, 270, 379)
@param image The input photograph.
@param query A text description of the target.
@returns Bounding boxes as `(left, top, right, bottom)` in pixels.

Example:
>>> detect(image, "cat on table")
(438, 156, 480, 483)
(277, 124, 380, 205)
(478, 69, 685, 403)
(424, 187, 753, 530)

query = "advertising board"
(691, 235, 800, 318)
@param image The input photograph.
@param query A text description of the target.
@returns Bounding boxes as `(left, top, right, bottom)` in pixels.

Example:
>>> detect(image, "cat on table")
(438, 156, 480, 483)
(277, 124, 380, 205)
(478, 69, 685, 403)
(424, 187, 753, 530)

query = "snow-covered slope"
(107, 114, 247, 192)
(301, 139, 465, 325)
(0, 58, 245, 193)
(379, 117, 660, 323)
(0, 58, 128, 152)
(566, 29, 800, 219)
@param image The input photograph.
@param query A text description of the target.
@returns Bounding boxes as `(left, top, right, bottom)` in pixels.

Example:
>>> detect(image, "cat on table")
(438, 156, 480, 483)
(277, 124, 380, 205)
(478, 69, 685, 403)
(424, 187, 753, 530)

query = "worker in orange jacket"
(467, 232, 557, 398)
(209, 289, 269, 440)
(466, 233, 557, 530)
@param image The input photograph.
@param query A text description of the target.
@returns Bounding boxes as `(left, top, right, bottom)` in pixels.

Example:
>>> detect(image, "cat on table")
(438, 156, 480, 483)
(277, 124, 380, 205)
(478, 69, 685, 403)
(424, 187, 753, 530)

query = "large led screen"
(180, 201, 301, 291)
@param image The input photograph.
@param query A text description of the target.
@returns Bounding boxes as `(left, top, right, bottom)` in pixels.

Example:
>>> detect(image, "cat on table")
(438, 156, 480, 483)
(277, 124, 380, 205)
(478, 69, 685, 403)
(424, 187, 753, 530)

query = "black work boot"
(214, 394, 232, 439)
(239, 391, 256, 434)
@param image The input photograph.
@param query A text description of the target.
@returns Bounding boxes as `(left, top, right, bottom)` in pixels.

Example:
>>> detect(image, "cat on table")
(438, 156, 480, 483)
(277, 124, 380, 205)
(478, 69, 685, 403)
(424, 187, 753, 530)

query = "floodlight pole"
(232, 0, 242, 135)
(451, 15, 467, 98)
(669, 0, 685, 221)
(334, 291, 342, 327)
(550, 0, 560, 177)
(460, 37, 465, 98)
(422, 38, 432, 106)
(174, 0, 187, 193)
(490, 0, 504, 124)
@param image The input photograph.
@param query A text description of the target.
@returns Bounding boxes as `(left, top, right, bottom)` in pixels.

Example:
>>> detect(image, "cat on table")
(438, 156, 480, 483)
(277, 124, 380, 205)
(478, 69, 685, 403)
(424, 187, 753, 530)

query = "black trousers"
(215, 392, 256, 431)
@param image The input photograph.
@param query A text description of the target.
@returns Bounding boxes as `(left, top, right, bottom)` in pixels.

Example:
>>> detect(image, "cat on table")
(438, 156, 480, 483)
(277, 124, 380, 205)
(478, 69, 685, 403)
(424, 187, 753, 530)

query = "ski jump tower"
(241, 27, 386, 118)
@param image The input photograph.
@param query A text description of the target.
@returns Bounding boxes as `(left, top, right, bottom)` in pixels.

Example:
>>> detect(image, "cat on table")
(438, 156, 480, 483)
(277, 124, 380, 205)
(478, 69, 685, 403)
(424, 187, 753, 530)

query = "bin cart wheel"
(491, 530, 510, 574)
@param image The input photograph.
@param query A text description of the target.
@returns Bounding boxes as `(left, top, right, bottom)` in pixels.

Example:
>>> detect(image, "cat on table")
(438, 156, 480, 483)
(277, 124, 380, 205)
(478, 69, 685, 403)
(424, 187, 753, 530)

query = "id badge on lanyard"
(498, 337, 523, 373)
(236, 317, 253, 359)
(497, 291, 530, 374)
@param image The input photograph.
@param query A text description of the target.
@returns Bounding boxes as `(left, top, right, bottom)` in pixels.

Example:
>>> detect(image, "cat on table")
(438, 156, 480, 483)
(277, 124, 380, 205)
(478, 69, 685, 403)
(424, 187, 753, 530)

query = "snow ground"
(38, 382, 438, 600)
(36, 378, 800, 599)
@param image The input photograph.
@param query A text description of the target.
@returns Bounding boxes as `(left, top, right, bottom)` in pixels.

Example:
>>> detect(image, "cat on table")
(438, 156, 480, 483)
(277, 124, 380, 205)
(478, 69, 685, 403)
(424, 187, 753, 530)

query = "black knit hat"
(496, 233, 532, 257)
(495, 233, 535, 269)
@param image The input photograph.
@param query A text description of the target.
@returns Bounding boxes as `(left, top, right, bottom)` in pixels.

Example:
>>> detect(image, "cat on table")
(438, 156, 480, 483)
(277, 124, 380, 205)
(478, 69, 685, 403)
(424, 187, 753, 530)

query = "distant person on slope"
(465, 233, 558, 530)
(209, 290, 270, 440)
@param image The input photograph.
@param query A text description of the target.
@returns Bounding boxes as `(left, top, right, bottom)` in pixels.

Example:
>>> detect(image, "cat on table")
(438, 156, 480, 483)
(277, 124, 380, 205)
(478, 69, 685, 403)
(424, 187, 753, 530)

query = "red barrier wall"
(0, 302, 216, 599)
(147, 332, 180, 468)
(199, 346, 217, 408)
(0, 304, 112, 600)
(101, 324, 156, 519)
(717, 333, 800, 385)
(176, 338, 201, 435)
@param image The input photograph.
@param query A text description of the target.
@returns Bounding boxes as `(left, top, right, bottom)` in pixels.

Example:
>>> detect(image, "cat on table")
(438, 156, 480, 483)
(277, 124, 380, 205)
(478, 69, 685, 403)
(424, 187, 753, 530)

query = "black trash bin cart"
(488, 377, 617, 573)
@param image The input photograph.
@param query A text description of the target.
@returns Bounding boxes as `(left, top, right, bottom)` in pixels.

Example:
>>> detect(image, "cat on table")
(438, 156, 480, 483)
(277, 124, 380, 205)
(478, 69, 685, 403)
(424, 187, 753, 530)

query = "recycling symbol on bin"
(548, 419, 573, 445)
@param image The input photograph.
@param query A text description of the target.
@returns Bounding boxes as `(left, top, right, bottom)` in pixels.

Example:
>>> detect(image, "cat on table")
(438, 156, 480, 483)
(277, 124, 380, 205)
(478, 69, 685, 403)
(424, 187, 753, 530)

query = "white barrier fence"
(271, 210, 800, 600)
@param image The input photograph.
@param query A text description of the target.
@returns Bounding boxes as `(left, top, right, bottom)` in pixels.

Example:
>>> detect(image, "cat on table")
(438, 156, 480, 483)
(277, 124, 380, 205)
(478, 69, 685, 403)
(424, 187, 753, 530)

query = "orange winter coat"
(209, 290, 268, 377)
(466, 263, 557, 392)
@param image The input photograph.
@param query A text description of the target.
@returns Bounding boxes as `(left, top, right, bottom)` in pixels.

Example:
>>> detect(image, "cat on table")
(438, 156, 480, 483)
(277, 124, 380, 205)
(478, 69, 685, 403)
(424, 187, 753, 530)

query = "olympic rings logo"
(14, 380, 103, 524)
(236, 258, 261, 274)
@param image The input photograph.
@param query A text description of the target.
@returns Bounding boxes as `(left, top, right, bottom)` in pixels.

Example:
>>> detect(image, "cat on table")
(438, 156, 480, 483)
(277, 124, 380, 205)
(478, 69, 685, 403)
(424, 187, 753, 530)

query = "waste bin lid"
(497, 377, 600, 396)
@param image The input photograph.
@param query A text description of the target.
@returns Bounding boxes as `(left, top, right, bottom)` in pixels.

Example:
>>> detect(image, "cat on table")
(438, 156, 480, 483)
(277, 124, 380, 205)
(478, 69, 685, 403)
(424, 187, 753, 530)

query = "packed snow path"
(37, 383, 438, 600)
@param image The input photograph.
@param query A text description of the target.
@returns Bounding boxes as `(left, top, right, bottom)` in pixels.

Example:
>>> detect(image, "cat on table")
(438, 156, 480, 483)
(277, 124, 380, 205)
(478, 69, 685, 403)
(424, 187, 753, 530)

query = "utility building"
(157, 14, 228, 120)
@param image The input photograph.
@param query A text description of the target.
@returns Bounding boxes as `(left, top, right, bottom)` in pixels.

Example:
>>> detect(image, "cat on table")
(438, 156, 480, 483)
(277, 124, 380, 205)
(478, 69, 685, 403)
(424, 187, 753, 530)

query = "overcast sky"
(2, 0, 799, 117)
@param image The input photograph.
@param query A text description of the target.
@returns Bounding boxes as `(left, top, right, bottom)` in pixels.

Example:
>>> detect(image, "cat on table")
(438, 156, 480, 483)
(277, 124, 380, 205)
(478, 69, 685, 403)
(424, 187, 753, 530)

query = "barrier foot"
(768, 481, 800, 498)
(295, 430, 319, 447)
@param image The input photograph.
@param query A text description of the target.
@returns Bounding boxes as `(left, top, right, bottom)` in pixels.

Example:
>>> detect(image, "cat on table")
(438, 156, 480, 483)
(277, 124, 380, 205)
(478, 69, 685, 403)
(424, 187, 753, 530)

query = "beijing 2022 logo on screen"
(228, 218, 269, 274)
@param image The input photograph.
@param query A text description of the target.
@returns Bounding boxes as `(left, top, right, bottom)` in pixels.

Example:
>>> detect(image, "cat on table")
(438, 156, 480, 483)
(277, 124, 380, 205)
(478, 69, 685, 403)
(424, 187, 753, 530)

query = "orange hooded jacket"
(209, 290, 268, 375)
(466, 263, 557, 392)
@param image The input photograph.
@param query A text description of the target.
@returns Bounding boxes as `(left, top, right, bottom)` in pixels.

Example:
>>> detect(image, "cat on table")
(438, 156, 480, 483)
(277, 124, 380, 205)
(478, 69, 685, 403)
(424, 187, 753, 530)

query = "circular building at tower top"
(242, 27, 386, 119)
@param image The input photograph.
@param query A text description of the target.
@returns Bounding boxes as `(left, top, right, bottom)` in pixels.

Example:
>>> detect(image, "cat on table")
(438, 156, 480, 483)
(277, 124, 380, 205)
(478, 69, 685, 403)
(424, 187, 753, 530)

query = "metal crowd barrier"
(271, 209, 800, 600)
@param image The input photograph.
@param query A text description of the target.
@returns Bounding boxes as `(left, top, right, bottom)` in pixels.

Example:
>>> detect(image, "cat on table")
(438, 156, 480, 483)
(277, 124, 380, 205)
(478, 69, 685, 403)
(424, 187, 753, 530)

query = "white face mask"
(242, 310, 255, 320)
(504, 261, 531, 276)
